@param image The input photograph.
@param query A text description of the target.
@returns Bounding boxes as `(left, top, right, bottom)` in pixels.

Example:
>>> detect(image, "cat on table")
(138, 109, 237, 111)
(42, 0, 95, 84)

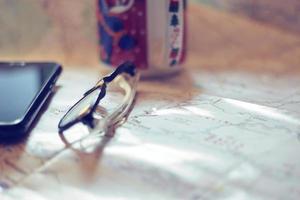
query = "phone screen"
(0, 63, 59, 124)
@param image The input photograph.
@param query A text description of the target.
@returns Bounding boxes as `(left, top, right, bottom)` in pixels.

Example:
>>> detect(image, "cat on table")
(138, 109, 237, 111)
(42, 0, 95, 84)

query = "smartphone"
(0, 62, 62, 139)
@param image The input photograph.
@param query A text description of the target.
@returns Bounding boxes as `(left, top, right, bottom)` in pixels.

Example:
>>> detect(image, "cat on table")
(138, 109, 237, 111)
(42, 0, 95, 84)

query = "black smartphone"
(0, 62, 62, 139)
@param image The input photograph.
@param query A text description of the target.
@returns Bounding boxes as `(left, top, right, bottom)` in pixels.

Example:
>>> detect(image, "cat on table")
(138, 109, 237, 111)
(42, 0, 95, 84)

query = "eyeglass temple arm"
(84, 61, 136, 96)
(103, 61, 136, 84)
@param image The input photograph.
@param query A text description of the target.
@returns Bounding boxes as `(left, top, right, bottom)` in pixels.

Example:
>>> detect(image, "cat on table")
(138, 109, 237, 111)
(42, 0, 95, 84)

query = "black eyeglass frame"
(58, 61, 137, 134)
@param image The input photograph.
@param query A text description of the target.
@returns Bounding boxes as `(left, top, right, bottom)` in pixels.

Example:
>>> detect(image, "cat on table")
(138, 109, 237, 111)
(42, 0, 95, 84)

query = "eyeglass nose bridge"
(82, 104, 110, 131)
(82, 114, 95, 129)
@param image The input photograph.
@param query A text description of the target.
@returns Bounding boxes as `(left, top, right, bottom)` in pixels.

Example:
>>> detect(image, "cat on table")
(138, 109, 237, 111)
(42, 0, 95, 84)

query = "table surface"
(1, 4, 300, 200)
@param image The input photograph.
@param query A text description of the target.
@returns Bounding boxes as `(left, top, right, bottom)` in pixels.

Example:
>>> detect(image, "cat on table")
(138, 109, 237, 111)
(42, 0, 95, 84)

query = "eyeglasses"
(58, 61, 139, 137)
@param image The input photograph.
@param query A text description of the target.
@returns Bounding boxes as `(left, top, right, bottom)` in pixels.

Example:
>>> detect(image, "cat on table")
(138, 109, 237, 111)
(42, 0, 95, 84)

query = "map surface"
(0, 67, 300, 200)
